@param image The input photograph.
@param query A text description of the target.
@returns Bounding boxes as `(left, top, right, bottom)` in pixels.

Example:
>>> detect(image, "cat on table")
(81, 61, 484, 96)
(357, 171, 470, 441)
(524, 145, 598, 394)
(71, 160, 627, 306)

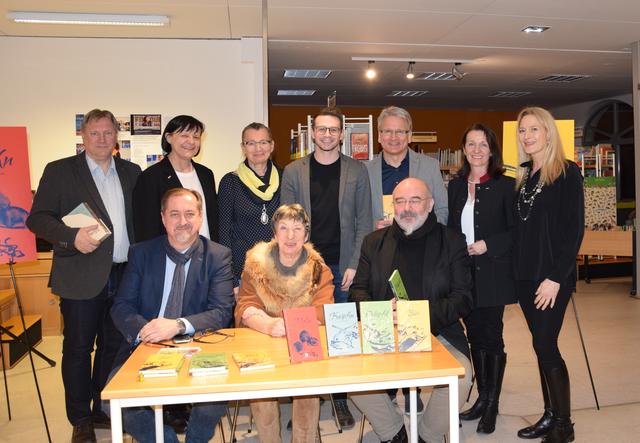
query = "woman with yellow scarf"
(218, 122, 281, 295)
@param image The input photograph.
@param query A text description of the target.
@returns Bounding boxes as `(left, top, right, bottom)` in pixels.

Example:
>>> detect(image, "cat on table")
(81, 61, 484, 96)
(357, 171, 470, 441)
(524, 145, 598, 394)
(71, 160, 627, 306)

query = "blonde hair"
(515, 107, 567, 188)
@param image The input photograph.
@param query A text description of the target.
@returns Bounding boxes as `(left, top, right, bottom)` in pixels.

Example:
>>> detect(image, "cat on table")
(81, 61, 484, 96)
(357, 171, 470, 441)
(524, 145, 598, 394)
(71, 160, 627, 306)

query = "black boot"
(541, 364, 574, 443)
(477, 353, 506, 434)
(460, 349, 487, 421)
(517, 363, 553, 439)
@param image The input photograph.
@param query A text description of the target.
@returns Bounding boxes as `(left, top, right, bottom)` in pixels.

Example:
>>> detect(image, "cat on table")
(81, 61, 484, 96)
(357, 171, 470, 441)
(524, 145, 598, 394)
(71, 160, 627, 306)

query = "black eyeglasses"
(192, 329, 235, 344)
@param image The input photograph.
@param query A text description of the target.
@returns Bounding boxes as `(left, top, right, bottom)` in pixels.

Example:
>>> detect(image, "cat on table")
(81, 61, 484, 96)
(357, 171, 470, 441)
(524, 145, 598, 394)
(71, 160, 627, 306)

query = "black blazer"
(132, 157, 219, 243)
(448, 174, 517, 308)
(26, 153, 141, 300)
(349, 214, 473, 356)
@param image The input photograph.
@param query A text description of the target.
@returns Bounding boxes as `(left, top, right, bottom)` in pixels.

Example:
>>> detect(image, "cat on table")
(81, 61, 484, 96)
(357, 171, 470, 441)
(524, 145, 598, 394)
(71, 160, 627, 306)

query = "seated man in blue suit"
(109, 187, 235, 443)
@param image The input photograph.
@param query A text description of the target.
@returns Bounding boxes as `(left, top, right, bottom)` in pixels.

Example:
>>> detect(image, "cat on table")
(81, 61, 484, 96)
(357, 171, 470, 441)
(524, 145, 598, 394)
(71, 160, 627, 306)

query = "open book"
(62, 202, 111, 242)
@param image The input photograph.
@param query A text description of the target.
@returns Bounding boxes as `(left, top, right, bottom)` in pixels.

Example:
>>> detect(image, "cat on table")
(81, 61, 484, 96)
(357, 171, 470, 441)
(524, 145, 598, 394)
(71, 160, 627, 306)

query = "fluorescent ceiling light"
(489, 91, 531, 98)
(277, 90, 316, 96)
(416, 72, 456, 81)
(284, 70, 331, 79)
(522, 25, 550, 33)
(538, 74, 592, 83)
(8, 11, 170, 26)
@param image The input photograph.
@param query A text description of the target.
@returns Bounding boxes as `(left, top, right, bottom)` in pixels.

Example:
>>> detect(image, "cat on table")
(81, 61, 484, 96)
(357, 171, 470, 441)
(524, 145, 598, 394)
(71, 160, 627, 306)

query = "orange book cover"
(283, 306, 324, 363)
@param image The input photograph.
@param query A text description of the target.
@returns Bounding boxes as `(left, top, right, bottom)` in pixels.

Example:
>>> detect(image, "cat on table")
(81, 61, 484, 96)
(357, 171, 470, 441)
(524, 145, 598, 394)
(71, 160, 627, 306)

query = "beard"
(173, 223, 196, 245)
(395, 209, 428, 235)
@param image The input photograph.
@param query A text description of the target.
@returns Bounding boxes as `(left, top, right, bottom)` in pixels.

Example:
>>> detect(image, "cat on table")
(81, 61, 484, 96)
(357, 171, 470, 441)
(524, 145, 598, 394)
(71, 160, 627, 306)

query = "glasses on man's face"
(379, 129, 410, 138)
(393, 197, 428, 207)
(192, 329, 235, 344)
(314, 126, 341, 135)
(243, 140, 272, 148)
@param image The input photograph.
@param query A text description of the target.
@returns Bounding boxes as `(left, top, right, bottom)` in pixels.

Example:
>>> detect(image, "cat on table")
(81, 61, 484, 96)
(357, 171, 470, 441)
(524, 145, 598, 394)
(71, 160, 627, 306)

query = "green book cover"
(388, 269, 409, 300)
(189, 352, 228, 375)
(397, 300, 432, 352)
(360, 300, 395, 354)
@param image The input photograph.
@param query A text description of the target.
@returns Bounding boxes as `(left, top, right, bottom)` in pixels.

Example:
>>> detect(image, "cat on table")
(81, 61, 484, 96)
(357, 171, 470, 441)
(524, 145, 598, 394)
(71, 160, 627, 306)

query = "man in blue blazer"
(27, 109, 141, 443)
(366, 106, 448, 229)
(110, 188, 234, 443)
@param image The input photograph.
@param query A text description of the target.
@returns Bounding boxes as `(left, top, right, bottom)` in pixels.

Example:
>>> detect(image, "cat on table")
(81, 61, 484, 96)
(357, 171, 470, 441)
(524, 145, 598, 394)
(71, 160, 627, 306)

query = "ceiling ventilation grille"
(489, 91, 532, 98)
(415, 72, 456, 81)
(387, 91, 429, 97)
(277, 90, 316, 96)
(538, 74, 591, 83)
(284, 70, 331, 79)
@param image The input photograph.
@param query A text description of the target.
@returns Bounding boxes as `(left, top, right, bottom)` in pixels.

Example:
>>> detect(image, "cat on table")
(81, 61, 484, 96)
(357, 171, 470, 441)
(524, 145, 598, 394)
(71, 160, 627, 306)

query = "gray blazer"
(26, 152, 141, 300)
(281, 153, 372, 273)
(365, 149, 448, 226)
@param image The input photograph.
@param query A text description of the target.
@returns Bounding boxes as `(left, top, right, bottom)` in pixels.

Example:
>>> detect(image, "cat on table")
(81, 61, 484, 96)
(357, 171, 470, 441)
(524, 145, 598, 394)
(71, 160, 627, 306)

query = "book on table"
(388, 269, 410, 301)
(360, 300, 395, 354)
(62, 202, 111, 242)
(232, 351, 275, 372)
(189, 352, 228, 376)
(324, 302, 361, 357)
(283, 306, 324, 363)
(138, 353, 184, 379)
(397, 300, 432, 352)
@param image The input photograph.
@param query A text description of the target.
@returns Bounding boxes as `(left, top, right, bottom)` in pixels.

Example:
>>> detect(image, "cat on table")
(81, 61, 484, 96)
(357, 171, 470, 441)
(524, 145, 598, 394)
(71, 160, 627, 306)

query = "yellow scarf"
(237, 161, 279, 201)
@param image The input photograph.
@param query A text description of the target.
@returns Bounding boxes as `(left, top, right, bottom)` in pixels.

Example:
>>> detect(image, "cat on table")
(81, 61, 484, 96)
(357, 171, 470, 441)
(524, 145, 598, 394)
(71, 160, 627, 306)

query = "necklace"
(260, 204, 269, 225)
(517, 168, 543, 221)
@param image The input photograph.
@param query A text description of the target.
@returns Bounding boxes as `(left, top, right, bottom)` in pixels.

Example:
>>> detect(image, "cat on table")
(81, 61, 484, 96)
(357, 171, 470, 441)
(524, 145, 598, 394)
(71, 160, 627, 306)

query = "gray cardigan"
(365, 149, 448, 226)
(281, 153, 373, 273)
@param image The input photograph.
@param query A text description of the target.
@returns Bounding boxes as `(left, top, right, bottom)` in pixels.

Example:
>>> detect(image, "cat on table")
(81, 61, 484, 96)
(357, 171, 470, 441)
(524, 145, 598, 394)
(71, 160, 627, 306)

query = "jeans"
(328, 263, 348, 303)
(104, 366, 226, 443)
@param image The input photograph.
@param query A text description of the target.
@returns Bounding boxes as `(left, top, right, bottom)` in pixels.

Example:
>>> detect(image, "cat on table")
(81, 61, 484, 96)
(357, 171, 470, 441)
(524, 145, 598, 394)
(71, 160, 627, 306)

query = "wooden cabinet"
(0, 252, 61, 336)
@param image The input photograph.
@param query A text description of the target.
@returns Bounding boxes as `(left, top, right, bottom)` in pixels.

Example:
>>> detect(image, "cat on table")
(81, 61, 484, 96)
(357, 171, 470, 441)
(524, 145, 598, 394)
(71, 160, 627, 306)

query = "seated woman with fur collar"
(235, 203, 334, 443)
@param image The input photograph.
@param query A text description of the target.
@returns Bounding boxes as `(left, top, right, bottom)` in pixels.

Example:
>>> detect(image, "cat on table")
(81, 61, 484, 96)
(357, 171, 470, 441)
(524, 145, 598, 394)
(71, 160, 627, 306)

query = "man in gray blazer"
(281, 107, 372, 428)
(366, 106, 448, 229)
(27, 109, 141, 443)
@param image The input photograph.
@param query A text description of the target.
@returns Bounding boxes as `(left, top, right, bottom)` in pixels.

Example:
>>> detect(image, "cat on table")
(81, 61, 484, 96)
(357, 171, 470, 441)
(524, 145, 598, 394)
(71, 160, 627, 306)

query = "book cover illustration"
(283, 306, 324, 363)
(360, 300, 395, 354)
(388, 269, 410, 300)
(351, 132, 370, 160)
(62, 202, 112, 242)
(397, 300, 432, 352)
(232, 351, 275, 372)
(189, 352, 228, 376)
(138, 353, 184, 379)
(324, 302, 361, 357)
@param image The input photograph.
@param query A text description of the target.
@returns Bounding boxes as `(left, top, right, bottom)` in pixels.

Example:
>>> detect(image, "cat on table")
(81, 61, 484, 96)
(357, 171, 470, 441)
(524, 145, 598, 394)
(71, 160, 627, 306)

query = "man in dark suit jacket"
(349, 177, 473, 443)
(26, 109, 141, 442)
(110, 188, 234, 443)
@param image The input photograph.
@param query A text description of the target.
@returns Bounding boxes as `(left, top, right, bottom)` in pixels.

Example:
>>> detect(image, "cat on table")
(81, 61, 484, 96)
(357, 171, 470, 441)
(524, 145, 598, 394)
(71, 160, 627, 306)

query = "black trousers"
(517, 280, 571, 369)
(463, 305, 506, 354)
(59, 263, 126, 425)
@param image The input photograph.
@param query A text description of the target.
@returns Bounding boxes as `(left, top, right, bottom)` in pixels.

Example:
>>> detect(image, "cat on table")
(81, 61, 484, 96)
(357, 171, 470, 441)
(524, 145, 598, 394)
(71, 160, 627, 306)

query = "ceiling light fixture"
(406, 62, 415, 80)
(7, 11, 170, 26)
(366, 61, 377, 79)
(452, 63, 466, 81)
(521, 25, 550, 34)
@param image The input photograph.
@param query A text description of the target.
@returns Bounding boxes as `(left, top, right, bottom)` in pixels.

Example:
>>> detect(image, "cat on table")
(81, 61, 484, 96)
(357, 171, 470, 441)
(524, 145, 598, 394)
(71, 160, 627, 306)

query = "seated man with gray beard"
(349, 177, 473, 443)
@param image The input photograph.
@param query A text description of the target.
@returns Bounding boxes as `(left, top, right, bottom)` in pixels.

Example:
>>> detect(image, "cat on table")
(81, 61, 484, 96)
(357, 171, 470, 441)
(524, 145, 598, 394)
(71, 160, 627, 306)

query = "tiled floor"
(1, 277, 639, 442)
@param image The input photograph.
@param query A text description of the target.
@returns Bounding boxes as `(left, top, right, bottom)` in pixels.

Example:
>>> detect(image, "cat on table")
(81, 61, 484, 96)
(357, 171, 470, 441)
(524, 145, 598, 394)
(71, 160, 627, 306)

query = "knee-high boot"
(517, 363, 554, 439)
(460, 349, 487, 420)
(541, 363, 574, 443)
(477, 353, 506, 434)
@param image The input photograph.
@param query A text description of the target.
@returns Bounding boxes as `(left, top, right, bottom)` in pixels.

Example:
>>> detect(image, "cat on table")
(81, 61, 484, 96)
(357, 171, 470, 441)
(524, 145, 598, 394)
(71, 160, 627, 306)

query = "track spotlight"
(406, 62, 415, 80)
(366, 61, 377, 79)
(452, 63, 466, 81)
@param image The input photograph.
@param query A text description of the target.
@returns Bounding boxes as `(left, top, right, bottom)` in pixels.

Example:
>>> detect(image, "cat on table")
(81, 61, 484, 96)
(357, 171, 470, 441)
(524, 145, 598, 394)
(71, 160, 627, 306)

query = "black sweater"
(513, 161, 585, 288)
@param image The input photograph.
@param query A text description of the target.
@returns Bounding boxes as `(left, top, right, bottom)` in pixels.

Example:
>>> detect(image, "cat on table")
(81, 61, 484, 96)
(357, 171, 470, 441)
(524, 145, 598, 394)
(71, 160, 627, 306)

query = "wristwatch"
(175, 318, 186, 335)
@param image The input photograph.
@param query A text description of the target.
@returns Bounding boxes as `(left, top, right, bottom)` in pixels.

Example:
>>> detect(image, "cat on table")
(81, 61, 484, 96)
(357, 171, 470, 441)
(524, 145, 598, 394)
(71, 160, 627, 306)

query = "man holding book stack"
(349, 177, 473, 443)
(109, 187, 235, 443)
(27, 109, 141, 443)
